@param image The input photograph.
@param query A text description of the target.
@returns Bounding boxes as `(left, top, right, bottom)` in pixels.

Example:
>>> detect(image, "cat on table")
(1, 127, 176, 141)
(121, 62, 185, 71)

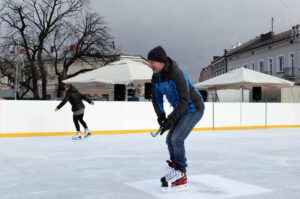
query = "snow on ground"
(1, 128, 300, 199)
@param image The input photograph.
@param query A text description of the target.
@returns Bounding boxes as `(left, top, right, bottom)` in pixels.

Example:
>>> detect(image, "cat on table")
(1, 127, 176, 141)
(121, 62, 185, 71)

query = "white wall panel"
(267, 103, 300, 126)
(241, 103, 266, 127)
(214, 103, 240, 128)
(0, 101, 213, 134)
(1, 100, 300, 135)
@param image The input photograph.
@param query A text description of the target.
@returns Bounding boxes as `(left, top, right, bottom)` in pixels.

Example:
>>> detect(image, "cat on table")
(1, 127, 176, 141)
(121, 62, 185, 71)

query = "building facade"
(198, 25, 300, 102)
(227, 25, 300, 84)
(199, 55, 227, 82)
(211, 55, 227, 78)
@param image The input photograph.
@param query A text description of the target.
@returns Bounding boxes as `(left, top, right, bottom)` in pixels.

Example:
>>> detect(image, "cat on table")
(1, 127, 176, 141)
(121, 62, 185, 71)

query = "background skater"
(55, 84, 94, 140)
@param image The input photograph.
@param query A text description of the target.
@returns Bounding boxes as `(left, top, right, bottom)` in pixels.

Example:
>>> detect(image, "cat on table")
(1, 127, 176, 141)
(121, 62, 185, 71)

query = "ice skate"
(72, 131, 83, 140)
(84, 128, 91, 139)
(161, 164, 188, 192)
(161, 160, 174, 182)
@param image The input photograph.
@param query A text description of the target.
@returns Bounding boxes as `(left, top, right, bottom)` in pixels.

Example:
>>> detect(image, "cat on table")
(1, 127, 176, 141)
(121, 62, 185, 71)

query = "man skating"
(147, 46, 205, 192)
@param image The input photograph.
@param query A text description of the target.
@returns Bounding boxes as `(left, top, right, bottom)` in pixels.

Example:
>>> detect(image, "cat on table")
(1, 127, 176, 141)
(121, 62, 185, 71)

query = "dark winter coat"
(56, 86, 92, 112)
(151, 57, 205, 124)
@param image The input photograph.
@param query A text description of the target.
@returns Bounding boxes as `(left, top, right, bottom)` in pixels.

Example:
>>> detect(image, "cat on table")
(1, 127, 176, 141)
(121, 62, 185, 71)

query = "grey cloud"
(89, 0, 300, 82)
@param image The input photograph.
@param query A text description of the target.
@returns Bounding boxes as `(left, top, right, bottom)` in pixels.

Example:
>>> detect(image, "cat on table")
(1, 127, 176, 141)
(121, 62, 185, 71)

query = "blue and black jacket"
(151, 58, 205, 124)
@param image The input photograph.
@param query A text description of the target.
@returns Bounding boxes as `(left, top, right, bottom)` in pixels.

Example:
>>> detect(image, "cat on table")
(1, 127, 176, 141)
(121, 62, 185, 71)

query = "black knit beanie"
(147, 46, 167, 63)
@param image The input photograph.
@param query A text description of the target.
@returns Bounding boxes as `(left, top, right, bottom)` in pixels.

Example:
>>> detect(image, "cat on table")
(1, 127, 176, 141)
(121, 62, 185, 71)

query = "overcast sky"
(89, 0, 300, 82)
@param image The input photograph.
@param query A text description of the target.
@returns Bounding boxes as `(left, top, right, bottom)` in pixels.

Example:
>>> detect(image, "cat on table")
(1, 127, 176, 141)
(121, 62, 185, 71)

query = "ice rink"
(1, 128, 300, 199)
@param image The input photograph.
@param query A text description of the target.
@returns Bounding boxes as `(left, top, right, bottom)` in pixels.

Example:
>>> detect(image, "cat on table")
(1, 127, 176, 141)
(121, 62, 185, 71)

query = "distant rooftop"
(227, 25, 300, 56)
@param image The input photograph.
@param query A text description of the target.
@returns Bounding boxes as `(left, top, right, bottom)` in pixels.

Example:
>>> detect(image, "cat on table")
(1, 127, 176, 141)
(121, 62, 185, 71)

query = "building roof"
(227, 29, 294, 56)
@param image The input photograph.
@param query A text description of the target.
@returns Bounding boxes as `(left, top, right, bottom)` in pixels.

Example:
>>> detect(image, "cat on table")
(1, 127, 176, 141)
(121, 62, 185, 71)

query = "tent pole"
(212, 101, 215, 130)
(241, 87, 244, 102)
(265, 102, 267, 128)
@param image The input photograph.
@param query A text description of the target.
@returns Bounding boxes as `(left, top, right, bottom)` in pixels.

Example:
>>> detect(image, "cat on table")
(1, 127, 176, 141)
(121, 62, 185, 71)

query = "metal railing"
(283, 67, 294, 77)
(263, 70, 272, 75)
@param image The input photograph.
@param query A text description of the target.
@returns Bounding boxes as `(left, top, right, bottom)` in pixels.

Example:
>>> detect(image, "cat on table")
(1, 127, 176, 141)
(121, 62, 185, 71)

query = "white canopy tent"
(195, 67, 295, 101)
(63, 59, 152, 85)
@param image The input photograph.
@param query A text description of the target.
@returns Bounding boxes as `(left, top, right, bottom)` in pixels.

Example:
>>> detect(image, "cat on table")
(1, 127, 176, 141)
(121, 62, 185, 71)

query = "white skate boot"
(84, 128, 91, 139)
(161, 170, 188, 192)
(161, 160, 174, 183)
(72, 131, 82, 140)
(161, 163, 188, 192)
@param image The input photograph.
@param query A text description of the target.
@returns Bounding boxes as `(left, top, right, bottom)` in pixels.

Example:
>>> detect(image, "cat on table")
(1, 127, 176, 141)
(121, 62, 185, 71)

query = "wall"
(267, 103, 300, 127)
(227, 38, 300, 84)
(0, 101, 300, 137)
(0, 101, 213, 136)
(281, 86, 300, 102)
(216, 89, 250, 102)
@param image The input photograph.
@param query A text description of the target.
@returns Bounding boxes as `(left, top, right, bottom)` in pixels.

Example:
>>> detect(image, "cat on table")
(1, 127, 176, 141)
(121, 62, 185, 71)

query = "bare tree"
(46, 12, 118, 97)
(0, 0, 115, 99)
(0, 0, 41, 98)
(0, 54, 33, 99)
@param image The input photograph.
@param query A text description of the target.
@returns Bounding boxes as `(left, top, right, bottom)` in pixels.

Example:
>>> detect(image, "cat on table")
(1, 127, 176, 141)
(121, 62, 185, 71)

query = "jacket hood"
(160, 57, 178, 77)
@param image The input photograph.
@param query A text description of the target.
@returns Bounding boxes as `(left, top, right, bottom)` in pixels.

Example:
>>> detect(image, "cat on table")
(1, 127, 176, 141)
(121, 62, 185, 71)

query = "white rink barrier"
(0, 101, 300, 137)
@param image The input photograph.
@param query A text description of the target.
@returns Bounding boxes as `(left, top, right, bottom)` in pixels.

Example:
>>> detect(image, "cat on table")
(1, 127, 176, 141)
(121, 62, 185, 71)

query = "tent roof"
(195, 67, 295, 90)
(63, 59, 152, 85)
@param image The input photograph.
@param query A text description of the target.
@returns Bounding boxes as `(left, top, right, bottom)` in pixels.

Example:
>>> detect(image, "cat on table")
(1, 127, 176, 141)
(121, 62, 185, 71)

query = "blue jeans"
(166, 110, 204, 173)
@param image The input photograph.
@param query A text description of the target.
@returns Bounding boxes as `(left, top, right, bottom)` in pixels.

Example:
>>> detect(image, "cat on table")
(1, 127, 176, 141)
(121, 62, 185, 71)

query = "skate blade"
(162, 184, 188, 192)
(72, 137, 83, 140)
(84, 134, 91, 139)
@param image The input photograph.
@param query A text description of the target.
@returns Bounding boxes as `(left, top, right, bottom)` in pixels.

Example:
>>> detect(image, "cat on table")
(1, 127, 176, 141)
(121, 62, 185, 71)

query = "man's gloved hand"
(160, 119, 172, 135)
(157, 114, 166, 126)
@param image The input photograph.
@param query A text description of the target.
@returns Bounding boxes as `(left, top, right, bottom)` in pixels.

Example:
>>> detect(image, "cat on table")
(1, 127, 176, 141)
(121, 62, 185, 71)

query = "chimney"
(51, 46, 55, 53)
(260, 31, 274, 42)
(224, 49, 230, 56)
(111, 41, 115, 49)
(292, 24, 300, 36)
(213, 56, 220, 61)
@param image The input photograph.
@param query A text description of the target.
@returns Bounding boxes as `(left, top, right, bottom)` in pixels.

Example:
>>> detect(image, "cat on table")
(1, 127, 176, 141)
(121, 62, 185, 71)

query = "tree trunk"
(41, 70, 47, 99)
(37, 44, 47, 100)
(30, 61, 39, 99)
(57, 75, 63, 98)
(56, 69, 68, 98)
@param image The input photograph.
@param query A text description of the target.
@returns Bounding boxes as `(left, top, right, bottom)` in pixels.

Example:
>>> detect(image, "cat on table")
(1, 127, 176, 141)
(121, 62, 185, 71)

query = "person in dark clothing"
(148, 46, 205, 192)
(55, 84, 94, 140)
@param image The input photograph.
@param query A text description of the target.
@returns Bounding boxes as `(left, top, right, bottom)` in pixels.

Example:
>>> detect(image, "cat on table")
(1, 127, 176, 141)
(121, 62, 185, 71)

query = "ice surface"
(126, 174, 272, 199)
(1, 128, 300, 199)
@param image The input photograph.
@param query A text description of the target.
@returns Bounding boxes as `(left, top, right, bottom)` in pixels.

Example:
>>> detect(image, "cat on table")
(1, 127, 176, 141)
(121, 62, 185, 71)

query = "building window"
(289, 52, 295, 69)
(299, 51, 300, 69)
(3, 76, 8, 84)
(277, 55, 284, 72)
(102, 94, 109, 100)
(7, 77, 12, 85)
(251, 62, 255, 70)
(268, 57, 273, 75)
(258, 60, 264, 72)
